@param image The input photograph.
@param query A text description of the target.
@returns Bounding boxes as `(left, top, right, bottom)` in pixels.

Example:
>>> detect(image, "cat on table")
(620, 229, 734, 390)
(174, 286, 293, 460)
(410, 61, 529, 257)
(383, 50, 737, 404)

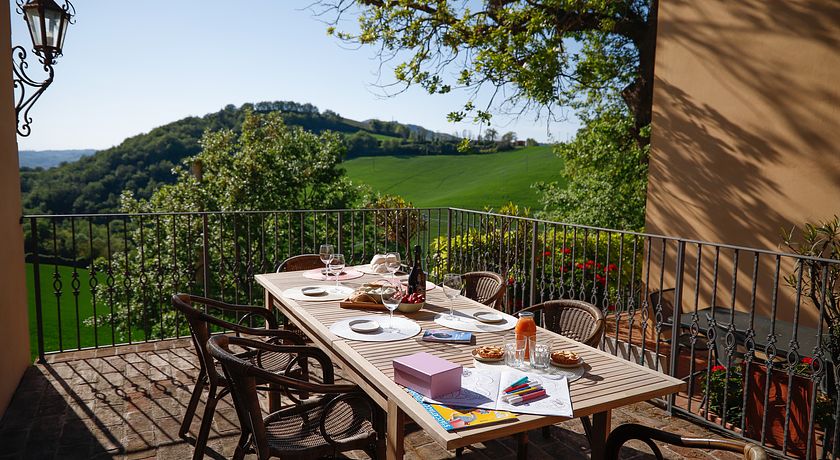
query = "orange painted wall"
(646, 0, 840, 325)
(0, 4, 31, 417)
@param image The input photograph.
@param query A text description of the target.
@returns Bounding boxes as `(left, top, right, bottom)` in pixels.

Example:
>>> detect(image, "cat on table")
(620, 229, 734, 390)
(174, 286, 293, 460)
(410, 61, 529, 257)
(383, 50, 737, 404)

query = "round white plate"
(301, 286, 326, 296)
(281, 285, 354, 302)
(329, 315, 422, 342)
(473, 311, 505, 323)
(349, 319, 380, 333)
(472, 348, 505, 363)
(434, 310, 516, 333)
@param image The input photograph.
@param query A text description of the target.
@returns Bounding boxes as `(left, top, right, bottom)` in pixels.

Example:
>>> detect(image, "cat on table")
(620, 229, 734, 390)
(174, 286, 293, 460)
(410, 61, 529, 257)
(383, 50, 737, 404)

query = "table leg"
(516, 432, 528, 460)
(386, 399, 406, 460)
(264, 291, 283, 412)
(590, 410, 612, 460)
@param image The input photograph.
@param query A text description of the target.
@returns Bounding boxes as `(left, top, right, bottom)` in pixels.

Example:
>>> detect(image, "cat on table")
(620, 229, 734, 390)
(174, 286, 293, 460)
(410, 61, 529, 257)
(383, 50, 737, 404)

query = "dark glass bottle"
(407, 245, 426, 296)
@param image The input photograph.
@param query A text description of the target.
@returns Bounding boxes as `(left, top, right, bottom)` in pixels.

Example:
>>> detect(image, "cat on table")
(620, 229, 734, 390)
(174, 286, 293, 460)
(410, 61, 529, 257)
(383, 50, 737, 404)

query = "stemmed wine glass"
(329, 253, 346, 292)
(442, 273, 463, 320)
(380, 281, 404, 333)
(385, 252, 401, 278)
(319, 244, 334, 280)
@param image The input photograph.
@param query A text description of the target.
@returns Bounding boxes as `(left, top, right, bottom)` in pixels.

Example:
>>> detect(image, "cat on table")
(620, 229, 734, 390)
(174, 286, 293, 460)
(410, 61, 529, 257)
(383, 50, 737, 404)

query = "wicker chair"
(208, 335, 383, 460)
(463, 271, 506, 310)
(520, 299, 605, 348)
(277, 254, 324, 272)
(520, 299, 604, 443)
(605, 423, 767, 460)
(172, 294, 306, 460)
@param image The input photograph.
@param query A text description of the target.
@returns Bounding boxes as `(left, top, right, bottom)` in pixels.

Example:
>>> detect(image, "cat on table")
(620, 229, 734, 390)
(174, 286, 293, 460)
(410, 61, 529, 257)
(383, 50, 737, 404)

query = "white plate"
(472, 348, 505, 363)
(301, 286, 326, 296)
(349, 319, 380, 333)
(473, 311, 505, 323)
(550, 356, 585, 369)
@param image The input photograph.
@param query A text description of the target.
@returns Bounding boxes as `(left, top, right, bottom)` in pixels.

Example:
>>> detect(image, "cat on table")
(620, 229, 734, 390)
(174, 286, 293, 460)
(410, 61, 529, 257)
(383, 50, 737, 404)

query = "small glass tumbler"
(505, 334, 527, 368)
(529, 337, 551, 370)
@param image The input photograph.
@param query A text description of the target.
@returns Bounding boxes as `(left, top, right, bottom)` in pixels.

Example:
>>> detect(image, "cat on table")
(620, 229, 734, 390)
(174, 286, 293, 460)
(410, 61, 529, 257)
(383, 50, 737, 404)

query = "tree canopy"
(319, 0, 657, 145)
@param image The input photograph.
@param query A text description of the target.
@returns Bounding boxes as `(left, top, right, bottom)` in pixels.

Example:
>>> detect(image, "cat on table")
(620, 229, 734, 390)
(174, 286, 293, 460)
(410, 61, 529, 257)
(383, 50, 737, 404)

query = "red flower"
(801, 357, 813, 365)
(585, 260, 595, 267)
(606, 263, 618, 272)
(607, 304, 616, 312)
(562, 248, 572, 255)
(595, 274, 607, 286)
(575, 262, 584, 269)
(711, 365, 726, 373)
(543, 250, 552, 257)
(507, 277, 515, 286)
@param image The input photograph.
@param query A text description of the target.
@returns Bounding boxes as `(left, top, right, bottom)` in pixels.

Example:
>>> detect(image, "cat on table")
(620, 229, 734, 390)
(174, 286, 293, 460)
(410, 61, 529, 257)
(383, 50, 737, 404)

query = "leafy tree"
(89, 111, 362, 340)
(345, 131, 381, 157)
(319, 0, 657, 145)
(526, 138, 539, 147)
(483, 128, 499, 142)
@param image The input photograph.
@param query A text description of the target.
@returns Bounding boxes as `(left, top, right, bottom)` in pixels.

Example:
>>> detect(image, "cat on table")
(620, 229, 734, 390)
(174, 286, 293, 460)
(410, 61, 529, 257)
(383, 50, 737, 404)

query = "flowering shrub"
(702, 365, 744, 425)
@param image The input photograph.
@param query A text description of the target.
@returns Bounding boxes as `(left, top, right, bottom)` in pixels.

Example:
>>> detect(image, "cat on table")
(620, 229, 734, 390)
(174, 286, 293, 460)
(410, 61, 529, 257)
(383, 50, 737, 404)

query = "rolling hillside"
(342, 145, 564, 210)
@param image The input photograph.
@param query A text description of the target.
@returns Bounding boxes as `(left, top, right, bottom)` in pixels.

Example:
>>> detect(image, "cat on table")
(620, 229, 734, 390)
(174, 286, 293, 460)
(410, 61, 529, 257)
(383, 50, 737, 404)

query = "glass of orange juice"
(515, 311, 537, 362)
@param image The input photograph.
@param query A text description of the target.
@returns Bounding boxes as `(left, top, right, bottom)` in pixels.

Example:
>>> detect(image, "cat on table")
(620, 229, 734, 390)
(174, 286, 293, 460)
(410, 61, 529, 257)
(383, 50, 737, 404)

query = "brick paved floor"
(0, 340, 746, 459)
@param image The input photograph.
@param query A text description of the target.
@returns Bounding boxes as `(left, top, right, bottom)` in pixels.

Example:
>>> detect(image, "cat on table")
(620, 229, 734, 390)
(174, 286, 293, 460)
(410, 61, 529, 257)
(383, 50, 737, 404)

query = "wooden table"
(256, 269, 685, 460)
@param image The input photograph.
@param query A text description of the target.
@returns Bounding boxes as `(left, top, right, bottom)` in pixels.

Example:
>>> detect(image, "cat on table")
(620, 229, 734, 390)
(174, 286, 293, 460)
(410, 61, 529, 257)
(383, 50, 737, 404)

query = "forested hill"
(20, 101, 459, 214)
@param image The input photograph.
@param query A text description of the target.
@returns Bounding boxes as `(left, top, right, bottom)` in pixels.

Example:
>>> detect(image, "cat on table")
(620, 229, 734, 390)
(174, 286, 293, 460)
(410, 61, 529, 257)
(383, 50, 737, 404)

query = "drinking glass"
(505, 333, 527, 368)
(329, 253, 346, 292)
(529, 337, 551, 370)
(385, 252, 401, 278)
(319, 244, 334, 279)
(442, 273, 463, 320)
(380, 282, 404, 333)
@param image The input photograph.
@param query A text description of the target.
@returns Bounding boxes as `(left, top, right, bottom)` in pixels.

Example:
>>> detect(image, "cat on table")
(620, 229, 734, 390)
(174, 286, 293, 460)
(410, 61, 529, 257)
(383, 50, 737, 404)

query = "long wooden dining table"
(256, 269, 685, 460)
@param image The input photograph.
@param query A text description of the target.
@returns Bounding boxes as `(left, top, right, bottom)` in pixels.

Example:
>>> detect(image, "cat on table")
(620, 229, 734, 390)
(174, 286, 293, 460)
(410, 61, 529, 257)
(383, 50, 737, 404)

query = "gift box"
(393, 352, 462, 399)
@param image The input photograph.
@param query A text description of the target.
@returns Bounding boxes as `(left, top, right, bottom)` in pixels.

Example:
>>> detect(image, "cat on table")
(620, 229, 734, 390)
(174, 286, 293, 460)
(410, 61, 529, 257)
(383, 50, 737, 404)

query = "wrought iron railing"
(23, 207, 840, 459)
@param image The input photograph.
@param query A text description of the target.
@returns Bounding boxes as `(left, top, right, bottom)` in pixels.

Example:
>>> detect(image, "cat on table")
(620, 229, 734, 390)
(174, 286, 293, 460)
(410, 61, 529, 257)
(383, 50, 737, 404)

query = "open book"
(422, 368, 573, 418)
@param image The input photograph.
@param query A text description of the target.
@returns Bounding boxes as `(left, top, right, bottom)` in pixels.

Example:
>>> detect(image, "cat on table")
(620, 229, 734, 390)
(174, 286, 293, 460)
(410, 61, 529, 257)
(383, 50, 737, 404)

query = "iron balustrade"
(23, 207, 840, 459)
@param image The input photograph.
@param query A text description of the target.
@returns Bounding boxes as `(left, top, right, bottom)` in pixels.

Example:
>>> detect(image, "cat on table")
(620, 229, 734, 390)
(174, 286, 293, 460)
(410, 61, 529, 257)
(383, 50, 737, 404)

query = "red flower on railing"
(606, 263, 618, 272)
(562, 247, 572, 255)
(575, 262, 584, 269)
(543, 250, 551, 257)
(711, 365, 727, 373)
(801, 357, 813, 366)
(507, 277, 515, 286)
(595, 274, 607, 286)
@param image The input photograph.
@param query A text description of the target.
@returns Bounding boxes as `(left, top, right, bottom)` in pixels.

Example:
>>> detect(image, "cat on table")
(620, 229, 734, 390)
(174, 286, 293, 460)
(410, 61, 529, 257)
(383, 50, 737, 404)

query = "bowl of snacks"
(550, 350, 583, 368)
(397, 292, 425, 313)
(472, 345, 504, 362)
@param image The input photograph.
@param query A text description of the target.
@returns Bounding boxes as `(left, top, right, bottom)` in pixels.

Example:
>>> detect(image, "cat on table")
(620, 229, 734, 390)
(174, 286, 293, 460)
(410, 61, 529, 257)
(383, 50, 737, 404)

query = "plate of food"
(472, 311, 505, 323)
(472, 345, 505, 362)
(550, 350, 584, 368)
(349, 319, 381, 333)
(301, 286, 326, 296)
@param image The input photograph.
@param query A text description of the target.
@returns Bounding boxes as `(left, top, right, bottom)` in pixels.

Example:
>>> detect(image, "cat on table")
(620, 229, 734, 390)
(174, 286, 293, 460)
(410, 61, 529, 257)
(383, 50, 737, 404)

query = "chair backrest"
(521, 299, 605, 348)
(463, 271, 506, 310)
(277, 254, 324, 272)
(171, 294, 280, 383)
(605, 423, 767, 460)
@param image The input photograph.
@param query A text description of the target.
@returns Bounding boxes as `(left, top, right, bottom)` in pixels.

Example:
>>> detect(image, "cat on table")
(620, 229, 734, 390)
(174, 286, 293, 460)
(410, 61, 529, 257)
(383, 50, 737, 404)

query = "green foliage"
(703, 365, 744, 425)
(535, 108, 649, 230)
(86, 111, 363, 341)
(363, 194, 428, 251)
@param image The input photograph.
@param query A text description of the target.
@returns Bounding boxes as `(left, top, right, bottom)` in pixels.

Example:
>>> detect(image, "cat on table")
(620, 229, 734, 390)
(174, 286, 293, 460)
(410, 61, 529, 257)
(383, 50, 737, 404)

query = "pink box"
(393, 352, 462, 399)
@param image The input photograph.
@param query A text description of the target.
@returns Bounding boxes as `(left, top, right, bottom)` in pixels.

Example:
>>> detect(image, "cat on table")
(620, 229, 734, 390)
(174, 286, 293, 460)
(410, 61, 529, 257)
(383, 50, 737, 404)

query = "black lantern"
(13, 0, 75, 136)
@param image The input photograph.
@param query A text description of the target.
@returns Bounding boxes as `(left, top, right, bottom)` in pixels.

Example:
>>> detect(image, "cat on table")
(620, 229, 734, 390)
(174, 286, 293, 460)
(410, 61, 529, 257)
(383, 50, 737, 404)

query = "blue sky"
(12, 0, 579, 151)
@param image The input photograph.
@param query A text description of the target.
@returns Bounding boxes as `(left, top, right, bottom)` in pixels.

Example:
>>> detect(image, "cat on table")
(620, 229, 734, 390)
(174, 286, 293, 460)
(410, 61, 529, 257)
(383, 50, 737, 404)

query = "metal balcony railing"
(22, 207, 840, 459)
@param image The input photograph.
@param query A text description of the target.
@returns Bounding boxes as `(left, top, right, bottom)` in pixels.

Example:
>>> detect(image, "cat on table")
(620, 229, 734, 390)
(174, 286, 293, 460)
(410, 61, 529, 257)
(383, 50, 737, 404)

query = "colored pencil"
(504, 382, 529, 393)
(503, 377, 528, 392)
(509, 389, 547, 405)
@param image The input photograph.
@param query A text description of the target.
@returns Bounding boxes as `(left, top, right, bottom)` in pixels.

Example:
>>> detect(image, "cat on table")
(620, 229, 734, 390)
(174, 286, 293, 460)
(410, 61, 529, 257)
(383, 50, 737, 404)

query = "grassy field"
(342, 145, 564, 210)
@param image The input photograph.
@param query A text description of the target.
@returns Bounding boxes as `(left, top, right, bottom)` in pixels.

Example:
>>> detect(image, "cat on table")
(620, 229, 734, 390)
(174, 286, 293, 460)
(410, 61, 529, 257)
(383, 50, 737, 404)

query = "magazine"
(422, 368, 574, 418)
(405, 388, 517, 431)
(421, 329, 473, 344)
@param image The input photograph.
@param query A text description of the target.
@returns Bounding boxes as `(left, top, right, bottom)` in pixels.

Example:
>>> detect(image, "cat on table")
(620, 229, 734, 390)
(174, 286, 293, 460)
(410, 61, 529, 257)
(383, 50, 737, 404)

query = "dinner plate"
(301, 286, 326, 296)
(349, 319, 380, 333)
(472, 348, 505, 363)
(550, 356, 585, 369)
(473, 311, 505, 323)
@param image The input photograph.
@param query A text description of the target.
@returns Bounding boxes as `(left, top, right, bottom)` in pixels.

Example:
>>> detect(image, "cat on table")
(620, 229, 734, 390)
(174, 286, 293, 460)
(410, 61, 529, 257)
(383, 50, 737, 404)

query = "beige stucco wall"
(0, 4, 31, 417)
(646, 0, 840, 325)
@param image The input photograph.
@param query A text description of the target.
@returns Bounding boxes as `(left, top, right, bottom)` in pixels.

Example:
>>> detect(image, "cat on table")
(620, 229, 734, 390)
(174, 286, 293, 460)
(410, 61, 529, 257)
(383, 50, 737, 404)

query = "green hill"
(342, 145, 563, 210)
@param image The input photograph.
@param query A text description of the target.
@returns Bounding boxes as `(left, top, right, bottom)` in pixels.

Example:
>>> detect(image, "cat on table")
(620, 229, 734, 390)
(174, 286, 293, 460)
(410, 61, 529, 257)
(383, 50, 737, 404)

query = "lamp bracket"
(13, 45, 54, 137)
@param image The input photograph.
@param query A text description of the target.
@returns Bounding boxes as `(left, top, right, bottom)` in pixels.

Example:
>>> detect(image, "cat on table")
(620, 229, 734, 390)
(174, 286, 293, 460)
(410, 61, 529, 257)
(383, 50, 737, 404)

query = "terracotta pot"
(744, 363, 815, 459)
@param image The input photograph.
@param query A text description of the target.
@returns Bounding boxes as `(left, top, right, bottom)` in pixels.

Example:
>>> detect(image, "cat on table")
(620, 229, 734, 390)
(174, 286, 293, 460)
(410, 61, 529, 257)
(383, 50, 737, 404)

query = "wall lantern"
(13, 0, 74, 137)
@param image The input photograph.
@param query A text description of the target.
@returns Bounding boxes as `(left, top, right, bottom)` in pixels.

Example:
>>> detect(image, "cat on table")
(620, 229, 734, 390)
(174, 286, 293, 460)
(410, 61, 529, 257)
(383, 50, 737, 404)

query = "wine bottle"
(407, 245, 426, 296)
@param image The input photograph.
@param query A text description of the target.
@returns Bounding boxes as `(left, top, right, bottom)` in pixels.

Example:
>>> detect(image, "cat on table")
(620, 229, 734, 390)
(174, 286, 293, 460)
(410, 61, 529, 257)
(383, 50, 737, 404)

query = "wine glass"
(380, 281, 404, 333)
(329, 253, 346, 292)
(385, 252, 401, 278)
(319, 244, 334, 280)
(442, 273, 463, 320)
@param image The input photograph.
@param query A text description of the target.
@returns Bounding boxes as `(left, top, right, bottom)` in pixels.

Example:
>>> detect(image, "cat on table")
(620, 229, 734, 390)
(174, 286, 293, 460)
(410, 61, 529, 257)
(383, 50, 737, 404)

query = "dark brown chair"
(172, 294, 306, 460)
(521, 299, 604, 444)
(463, 271, 506, 310)
(277, 253, 324, 272)
(208, 335, 383, 460)
(521, 299, 605, 348)
(605, 423, 767, 460)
